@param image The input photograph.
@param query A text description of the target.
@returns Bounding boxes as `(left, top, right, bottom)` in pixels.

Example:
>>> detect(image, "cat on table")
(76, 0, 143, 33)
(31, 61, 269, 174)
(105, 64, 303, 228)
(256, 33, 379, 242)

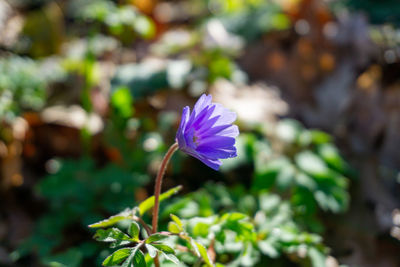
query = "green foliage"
(15, 158, 148, 266)
(110, 60, 193, 99)
(252, 119, 352, 231)
(89, 186, 184, 266)
(92, 180, 330, 266)
(209, 0, 291, 41)
(0, 56, 64, 122)
(74, 0, 155, 40)
(161, 184, 327, 266)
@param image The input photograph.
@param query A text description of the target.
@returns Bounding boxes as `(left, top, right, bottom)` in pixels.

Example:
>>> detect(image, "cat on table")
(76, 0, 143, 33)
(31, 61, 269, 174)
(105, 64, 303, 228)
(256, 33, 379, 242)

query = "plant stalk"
(151, 142, 179, 234)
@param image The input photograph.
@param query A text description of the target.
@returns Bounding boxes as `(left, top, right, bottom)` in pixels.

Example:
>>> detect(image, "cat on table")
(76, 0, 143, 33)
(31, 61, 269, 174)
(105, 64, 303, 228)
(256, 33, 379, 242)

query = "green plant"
(252, 119, 352, 232)
(14, 158, 149, 266)
(74, 0, 155, 40)
(0, 55, 64, 122)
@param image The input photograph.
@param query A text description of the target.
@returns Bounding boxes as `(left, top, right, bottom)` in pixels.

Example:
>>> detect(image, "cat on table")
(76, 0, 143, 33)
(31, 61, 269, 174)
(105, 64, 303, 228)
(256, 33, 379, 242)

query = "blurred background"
(1, 0, 400, 266)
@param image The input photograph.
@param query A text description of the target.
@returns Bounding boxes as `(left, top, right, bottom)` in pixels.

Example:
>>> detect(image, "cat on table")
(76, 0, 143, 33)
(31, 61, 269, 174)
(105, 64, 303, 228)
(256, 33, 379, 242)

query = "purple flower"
(176, 94, 239, 170)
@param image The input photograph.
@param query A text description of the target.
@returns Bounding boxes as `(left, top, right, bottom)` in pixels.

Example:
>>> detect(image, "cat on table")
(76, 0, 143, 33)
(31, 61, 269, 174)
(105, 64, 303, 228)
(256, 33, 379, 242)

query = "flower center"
(193, 131, 200, 146)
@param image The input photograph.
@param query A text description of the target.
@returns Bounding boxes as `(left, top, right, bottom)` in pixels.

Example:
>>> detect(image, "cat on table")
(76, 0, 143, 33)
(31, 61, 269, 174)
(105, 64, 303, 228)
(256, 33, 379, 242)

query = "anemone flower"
(176, 94, 239, 170)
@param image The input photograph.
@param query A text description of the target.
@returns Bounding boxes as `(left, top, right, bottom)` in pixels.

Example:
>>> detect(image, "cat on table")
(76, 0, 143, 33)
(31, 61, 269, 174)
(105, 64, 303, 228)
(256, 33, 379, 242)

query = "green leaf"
(103, 248, 132, 266)
(259, 193, 281, 213)
(129, 221, 140, 241)
(295, 172, 317, 191)
(308, 247, 326, 267)
(168, 222, 181, 234)
(221, 212, 247, 222)
(133, 249, 146, 267)
(121, 245, 142, 267)
(139, 185, 182, 216)
(193, 240, 214, 267)
(295, 151, 329, 178)
(94, 228, 132, 247)
(145, 241, 178, 264)
(276, 164, 295, 191)
(146, 233, 169, 244)
(317, 143, 348, 173)
(111, 86, 133, 118)
(193, 222, 210, 237)
(258, 240, 279, 258)
(253, 157, 291, 190)
(276, 119, 303, 143)
(134, 16, 156, 39)
(152, 243, 175, 254)
(170, 214, 184, 230)
(310, 130, 331, 144)
(145, 244, 158, 258)
(160, 251, 180, 265)
(89, 210, 132, 228)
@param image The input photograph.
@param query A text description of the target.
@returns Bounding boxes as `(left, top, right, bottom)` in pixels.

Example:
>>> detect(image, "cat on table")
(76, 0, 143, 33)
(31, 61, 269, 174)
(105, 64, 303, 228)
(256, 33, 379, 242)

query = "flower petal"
(196, 146, 237, 159)
(196, 156, 222, 170)
(216, 125, 239, 138)
(193, 94, 212, 116)
(198, 125, 239, 139)
(176, 106, 190, 148)
(210, 104, 237, 127)
(197, 136, 235, 149)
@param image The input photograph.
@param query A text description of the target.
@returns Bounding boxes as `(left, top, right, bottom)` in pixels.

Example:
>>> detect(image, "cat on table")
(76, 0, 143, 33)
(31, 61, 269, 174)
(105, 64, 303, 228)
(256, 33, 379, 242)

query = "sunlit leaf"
(168, 222, 181, 234)
(193, 240, 214, 267)
(139, 185, 182, 215)
(89, 209, 132, 228)
(295, 151, 329, 178)
(145, 244, 158, 258)
(146, 233, 169, 244)
(103, 248, 132, 266)
(129, 221, 140, 241)
(152, 243, 175, 254)
(94, 228, 132, 247)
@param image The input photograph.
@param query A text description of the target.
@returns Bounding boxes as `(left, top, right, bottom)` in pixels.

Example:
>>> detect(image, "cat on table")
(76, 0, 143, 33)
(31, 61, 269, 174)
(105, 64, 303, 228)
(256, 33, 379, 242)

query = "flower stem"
(151, 142, 179, 234)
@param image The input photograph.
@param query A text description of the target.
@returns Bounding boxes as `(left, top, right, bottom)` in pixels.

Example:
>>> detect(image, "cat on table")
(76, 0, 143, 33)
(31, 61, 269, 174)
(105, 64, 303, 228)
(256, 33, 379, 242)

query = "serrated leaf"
(103, 248, 132, 266)
(145, 244, 158, 258)
(129, 221, 140, 241)
(89, 209, 132, 228)
(94, 228, 132, 247)
(152, 243, 175, 254)
(193, 240, 214, 267)
(146, 233, 169, 244)
(139, 185, 182, 216)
